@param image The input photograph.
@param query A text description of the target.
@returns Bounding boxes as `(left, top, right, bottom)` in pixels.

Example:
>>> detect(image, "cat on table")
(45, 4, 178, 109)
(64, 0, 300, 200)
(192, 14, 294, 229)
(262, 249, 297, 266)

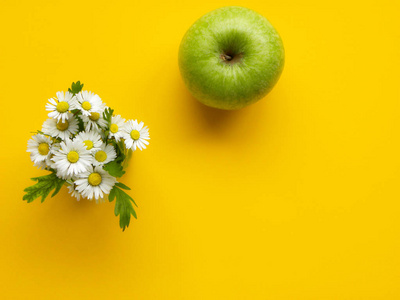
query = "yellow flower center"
(56, 101, 69, 113)
(83, 140, 94, 150)
(130, 130, 140, 140)
(95, 150, 107, 162)
(56, 120, 69, 131)
(67, 151, 79, 163)
(110, 124, 119, 133)
(38, 143, 50, 155)
(89, 112, 100, 121)
(82, 101, 92, 111)
(88, 173, 102, 186)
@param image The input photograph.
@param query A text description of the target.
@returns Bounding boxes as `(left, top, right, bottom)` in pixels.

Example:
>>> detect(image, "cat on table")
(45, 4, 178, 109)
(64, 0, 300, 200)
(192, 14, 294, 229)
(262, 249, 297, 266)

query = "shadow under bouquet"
(24, 82, 150, 230)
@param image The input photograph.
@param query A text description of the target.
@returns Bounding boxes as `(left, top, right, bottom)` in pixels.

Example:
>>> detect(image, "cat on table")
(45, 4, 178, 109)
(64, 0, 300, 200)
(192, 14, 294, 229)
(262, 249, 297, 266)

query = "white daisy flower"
(66, 180, 81, 201)
(33, 155, 56, 170)
(75, 166, 117, 202)
(33, 160, 46, 170)
(73, 91, 104, 117)
(92, 143, 117, 166)
(74, 131, 103, 152)
(33, 142, 60, 170)
(45, 91, 75, 122)
(122, 120, 150, 151)
(47, 142, 60, 169)
(81, 110, 108, 132)
(108, 115, 126, 142)
(27, 134, 53, 164)
(52, 138, 93, 178)
(42, 113, 79, 140)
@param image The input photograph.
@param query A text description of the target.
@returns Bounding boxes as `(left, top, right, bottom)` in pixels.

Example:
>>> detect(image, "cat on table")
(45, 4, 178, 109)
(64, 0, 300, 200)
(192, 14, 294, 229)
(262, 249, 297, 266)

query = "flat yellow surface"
(0, 0, 399, 299)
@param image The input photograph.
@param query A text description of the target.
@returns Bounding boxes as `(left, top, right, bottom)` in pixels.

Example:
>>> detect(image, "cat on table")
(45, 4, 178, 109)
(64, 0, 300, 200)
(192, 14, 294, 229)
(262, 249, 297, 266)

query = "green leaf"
(68, 81, 84, 94)
(109, 186, 116, 202)
(109, 185, 137, 231)
(23, 173, 65, 203)
(76, 115, 85, 131)
(115, 182, 131, 190)
(115, 140, 126, 163)
(51, 181, 64, 197)
(103, 160, 125, 178)
(102, 107, 114, 128)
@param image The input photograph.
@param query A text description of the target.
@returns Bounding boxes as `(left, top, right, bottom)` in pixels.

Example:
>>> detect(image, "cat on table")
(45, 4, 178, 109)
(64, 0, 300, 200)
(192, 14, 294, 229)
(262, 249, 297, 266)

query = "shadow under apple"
(178, 80, 255, 134)
(176, 74, 281, 141)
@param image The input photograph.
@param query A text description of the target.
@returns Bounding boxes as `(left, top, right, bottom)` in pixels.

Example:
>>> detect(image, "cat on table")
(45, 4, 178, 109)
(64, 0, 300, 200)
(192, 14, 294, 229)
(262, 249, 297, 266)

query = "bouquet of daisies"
(23, 82, 150, 230)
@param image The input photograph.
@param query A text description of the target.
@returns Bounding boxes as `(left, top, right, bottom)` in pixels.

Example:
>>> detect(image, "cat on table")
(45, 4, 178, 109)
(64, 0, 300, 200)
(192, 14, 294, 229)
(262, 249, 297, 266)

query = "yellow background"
(0, 0, 399, 299)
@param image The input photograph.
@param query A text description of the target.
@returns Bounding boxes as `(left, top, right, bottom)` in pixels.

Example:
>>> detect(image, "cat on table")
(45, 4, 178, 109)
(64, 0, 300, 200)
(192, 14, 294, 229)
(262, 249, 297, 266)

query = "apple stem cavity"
(220, 52, 244, 65)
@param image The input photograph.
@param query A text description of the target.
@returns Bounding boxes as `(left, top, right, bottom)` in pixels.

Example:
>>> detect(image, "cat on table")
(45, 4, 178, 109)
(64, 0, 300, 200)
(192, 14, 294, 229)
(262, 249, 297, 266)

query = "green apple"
(179, 6, 285, 110)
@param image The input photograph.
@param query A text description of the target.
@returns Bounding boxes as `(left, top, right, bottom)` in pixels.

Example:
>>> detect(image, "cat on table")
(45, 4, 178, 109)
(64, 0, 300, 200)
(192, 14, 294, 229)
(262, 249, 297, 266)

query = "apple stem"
(221, 54, 233, 61)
